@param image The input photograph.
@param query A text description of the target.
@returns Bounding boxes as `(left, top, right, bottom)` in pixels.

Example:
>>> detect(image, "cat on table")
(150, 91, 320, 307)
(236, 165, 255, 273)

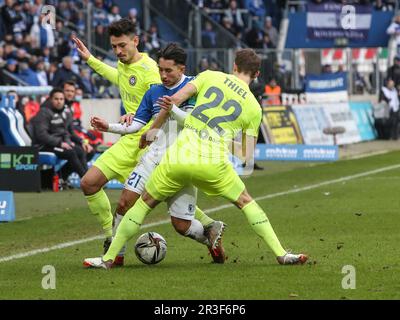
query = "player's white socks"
(184, 219, 209, 246)
(113, 213, 127, 257)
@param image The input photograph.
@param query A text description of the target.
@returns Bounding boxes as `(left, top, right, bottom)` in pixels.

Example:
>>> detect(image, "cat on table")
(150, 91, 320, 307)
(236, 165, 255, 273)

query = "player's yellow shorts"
(93, 131, 148, 183)
(145, 135, 245, 203)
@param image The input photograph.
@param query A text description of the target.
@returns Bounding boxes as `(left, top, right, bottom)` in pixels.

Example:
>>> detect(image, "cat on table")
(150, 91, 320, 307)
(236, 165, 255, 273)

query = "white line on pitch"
(1, 163, 400, 263)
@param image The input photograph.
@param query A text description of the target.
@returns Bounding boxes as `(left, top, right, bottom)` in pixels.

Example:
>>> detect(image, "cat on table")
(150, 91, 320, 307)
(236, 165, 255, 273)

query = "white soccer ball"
(134, 232, 167, 265)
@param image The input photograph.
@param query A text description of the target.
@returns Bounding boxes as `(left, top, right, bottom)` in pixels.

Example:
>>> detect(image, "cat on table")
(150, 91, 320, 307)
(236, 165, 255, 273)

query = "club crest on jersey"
(129, 75, 137, 86)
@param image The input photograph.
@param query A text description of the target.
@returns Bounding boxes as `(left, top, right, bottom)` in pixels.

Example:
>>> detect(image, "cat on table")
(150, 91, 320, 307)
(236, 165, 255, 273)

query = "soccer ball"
(134, 232, 167, 265)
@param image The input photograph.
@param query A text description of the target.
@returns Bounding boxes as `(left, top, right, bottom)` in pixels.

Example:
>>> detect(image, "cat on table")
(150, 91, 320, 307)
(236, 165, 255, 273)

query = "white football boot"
(277, 252, 308, 265)
(83, 257, 113, 269)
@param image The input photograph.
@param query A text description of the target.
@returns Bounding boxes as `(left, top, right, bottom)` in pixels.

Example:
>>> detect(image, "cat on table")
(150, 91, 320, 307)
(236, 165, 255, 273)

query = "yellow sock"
(242, 201, 286, 257)
(194, 206, 214, 227)
(103, 197, 151, 261)
(85, 189, 113, 238)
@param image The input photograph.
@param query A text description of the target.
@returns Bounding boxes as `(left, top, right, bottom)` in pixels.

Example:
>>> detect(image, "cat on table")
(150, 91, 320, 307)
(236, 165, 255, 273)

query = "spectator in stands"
(321, 64, 333, 74)
(107, 5, 122, 24)
(224, 0, 245, 33)
(204, 0, 227, 24)
(35, 59, 48, 86)
(127, 8, 142, 36)
(373, 0, 392, 11)
(53, 20, 70, 58)
(0, 58, 19, 85)
(41, 47, 55, 67)
(386, 14, 400, 55)
(94, 24, 111, 52)
(244, 0, 266, 22)
(379, 78, 399, 140)
(262, 33, 274, 49)
(264, 16, 279, 48)
(80, 67, 96, 97)
(221, 16, 237, 35)
(148, 24, 161, 52)
(30, 88, 89, 183)
(386, 55, 400, 87)
(51, 56, 83, 89)
(245, 16, 263, 48)
(202, 21, 217, 48)
(47, 61, 57, 84)
(3, 38, 15, 58)
(198, 56, 210, 73)
(17, 60, 40, 86)
(57, 0, 73, 22)
(1, 0, 23, 36)
(92, 0, 108, 27)
(264, 78, 281, 105)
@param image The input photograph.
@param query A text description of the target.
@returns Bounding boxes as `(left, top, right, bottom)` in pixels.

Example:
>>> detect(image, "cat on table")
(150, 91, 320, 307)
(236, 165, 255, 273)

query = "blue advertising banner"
(305, 72, 347, 93)
(286, 11, 393, 48)
(349, 102, 377, 141)
(307, 2, 372, 41)
(255, 144, 339, 162)
(305, 72, 349, 103)
(0, 191, 15, 222)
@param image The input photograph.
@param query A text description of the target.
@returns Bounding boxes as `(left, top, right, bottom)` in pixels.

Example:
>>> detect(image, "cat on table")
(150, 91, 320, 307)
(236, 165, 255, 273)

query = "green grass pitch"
(0, 152, 399, 300)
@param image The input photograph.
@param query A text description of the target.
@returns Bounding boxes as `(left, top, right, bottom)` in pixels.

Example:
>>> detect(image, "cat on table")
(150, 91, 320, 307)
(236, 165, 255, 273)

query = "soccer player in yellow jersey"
(85, 48, 308, 268)
(73, 19, 161, 256)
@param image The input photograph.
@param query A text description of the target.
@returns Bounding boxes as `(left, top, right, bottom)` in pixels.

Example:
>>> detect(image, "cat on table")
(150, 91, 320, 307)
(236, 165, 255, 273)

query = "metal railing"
(1, 70, 29, 86)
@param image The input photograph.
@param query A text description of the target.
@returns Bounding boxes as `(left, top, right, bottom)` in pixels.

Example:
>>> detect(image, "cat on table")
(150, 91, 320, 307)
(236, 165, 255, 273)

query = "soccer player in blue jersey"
(84, 44, 226, 267)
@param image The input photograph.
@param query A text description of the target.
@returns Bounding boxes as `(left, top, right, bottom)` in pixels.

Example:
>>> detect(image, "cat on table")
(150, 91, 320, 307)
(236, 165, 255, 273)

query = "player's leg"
(108, 163, 149, 266)
(102, 188, 141, 267)
(100, 191, 160, 265)
(101, 149, 186, 265)
(84, 144, 187, 268)
(80, 166, 112, 240)
(167, 186, 226, 263)
(83, 190, 160, 269)
(234, 189, 307, 265)
(81, 135, 145, 253)
(194, 160, 307, 265)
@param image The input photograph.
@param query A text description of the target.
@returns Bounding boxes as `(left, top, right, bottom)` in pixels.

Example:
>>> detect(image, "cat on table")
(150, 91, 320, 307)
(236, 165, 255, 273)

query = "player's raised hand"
(157, 95, 173, 112)
(90, 116, 109, 132)
(73, 37, 91, 62)
(120, 113, 135, 126)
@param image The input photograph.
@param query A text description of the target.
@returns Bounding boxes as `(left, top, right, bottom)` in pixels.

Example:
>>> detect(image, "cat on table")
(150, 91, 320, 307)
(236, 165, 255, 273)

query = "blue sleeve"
(133, 90, 155, 125)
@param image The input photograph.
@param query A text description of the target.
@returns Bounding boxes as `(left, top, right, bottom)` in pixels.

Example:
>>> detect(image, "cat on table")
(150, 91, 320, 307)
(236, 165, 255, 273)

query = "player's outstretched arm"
(169, 83, 197, 107)
(91, 116, 145, 135)
(73, 37, 119, 85)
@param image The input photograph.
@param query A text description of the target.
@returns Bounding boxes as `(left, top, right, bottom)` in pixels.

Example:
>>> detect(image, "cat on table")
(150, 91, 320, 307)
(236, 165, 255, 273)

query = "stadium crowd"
(0, 0, 163, 97)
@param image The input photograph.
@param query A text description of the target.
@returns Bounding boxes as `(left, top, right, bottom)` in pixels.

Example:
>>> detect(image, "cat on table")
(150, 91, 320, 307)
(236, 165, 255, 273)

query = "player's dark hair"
(157, 43, 187, 66)
(49, 88, 64, 98)
(108, 18, 138, 37)
(234, 48, 261, 79)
